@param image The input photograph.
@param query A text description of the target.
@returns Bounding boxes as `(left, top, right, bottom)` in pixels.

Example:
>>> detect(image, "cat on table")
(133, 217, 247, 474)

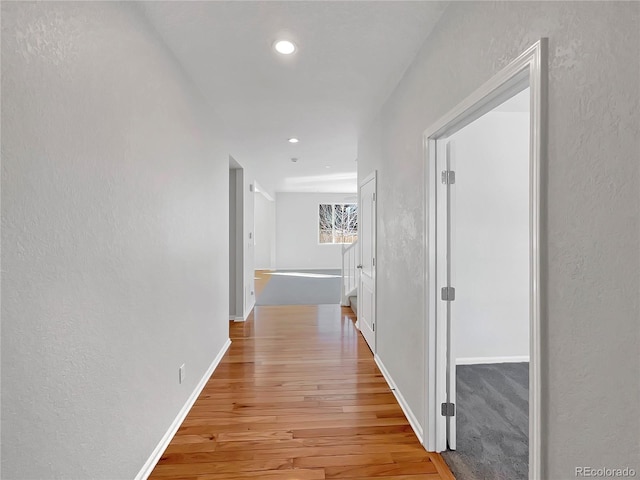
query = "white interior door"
(358, 172, 376, 353)
(436, 140, 456, 450)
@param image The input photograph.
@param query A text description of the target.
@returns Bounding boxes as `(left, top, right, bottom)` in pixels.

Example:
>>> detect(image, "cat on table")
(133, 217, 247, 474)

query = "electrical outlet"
(179, 364, 185, 384)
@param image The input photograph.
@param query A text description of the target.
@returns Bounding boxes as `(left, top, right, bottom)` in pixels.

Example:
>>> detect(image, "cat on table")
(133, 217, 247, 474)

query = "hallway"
(150, 305, 455, 479)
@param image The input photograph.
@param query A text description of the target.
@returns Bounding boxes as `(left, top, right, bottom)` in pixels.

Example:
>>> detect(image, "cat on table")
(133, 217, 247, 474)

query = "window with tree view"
(319, 203, 358, 244)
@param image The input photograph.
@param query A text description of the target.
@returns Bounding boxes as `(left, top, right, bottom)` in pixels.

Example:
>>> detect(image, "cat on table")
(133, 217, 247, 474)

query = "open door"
(437, 140, 457, 450)
(358, 171, 377, 353)
(425, 41, 544, 478)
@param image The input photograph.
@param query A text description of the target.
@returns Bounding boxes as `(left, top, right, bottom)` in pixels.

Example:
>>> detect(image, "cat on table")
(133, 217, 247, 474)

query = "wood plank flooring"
(150, 304, 455, 480)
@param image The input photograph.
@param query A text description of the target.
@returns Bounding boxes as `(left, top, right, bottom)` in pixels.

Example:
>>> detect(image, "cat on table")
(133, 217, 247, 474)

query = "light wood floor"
(150, 304, 455, 480)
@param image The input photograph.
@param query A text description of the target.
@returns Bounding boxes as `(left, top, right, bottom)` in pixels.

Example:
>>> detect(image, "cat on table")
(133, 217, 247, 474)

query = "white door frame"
(229, 165, 244, 322)
(423, 39, 547, 480)
(358, 170, 377, 352)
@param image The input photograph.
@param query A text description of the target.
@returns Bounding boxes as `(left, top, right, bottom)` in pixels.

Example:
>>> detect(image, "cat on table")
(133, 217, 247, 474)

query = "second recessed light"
(288, 138, 299, 144)
(274, 40, 296, 55)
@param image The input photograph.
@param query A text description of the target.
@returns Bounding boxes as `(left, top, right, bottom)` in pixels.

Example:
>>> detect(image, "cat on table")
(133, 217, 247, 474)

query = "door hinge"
(441, 286, 456, 301)
(372, 257, 376, 267)
(372, 322, 375, 332)
(441, 402, 455, 417)
(373, 192, 376, 201)
(441, 170, 456, 185)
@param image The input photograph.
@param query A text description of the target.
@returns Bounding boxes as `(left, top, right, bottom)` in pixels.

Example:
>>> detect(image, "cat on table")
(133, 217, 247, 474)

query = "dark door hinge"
(441, 286, 456, 301)
(441, 170, 456, 185)
(441, 402, 455, 417)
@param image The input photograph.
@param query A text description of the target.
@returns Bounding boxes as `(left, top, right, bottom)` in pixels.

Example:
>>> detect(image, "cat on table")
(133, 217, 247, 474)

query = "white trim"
(424, 125, 438, 452)
(135, 338, 232, 480)
(272, 267, 343, 272)
(423, 39, 547, 480)
(374, 354, 423, 444)
(456, 356, 530, 365)
(253, 181, 274, 202)
(375, 354, 396, 390)
(243, 298, 255, 321)
(360, 170, 377, 188)
(230, 316, 244, 322)
(358, 170, 377, 354)
(318, 243, 357, 246)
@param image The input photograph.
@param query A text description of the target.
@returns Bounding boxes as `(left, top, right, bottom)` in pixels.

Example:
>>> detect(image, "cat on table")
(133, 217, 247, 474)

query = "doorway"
(253, 182, 276, 300)
(229, 160, 244, 321)
(424, 40, 547, 479)
(439, 88, 531, 479)
(358, 171, 377, 353)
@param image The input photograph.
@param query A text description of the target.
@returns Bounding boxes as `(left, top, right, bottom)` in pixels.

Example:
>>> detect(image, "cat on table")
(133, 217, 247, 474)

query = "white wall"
(1, 3, 230, 479)
(254, 191, 276, 270)
(276, 192, 354, 270)
(451, 110, 530, 362)
(357, 2, 639, 477)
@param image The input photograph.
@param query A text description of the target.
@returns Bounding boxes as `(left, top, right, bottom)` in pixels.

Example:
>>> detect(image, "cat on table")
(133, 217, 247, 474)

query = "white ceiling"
(141, 1, 447, 193)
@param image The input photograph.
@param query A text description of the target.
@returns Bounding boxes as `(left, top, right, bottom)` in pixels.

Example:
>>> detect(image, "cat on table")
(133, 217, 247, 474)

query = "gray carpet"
(256, 269, 341, 305)
(442, 362, 529, 480)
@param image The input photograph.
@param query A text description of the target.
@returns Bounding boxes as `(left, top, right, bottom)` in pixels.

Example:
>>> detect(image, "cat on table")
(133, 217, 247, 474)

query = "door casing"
(422, 39, 547, 480)
(358, 170, 377, 353)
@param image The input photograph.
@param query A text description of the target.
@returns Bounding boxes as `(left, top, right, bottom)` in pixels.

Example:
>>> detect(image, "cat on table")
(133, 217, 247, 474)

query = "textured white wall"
(276, 192, 354, 270)
(451, 111, 530, 362)
(358, 2, 639, 477)
(1, 2, 230, 479)
(254, 192, 276, 270)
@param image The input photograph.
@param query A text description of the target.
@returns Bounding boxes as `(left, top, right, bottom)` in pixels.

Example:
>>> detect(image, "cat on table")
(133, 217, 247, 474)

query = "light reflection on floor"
(269, 271, 341, 279)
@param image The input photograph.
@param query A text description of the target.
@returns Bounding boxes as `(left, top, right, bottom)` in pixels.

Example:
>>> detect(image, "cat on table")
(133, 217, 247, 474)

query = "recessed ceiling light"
(288, 138, 299, 144)
(274, 40, 296, 55)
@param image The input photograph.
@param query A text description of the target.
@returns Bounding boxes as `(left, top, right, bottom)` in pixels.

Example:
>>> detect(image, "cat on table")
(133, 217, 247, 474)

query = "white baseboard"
(456, 355, 529, 365)
(274, 267, 342, 271)
(135, 338, 232, 480)
(374, 354, 424, 444)
(243, 299, 255, 321)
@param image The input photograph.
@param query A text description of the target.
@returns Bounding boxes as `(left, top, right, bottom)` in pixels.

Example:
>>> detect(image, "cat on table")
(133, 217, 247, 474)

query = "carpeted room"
(255, 269, 342, 306)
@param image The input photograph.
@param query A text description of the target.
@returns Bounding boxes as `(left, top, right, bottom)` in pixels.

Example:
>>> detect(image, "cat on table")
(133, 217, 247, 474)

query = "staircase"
(341, 241, 359, 316)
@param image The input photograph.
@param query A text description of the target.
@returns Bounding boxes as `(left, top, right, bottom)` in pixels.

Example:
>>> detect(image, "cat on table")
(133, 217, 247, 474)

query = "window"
(319, 203, 358, 244)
